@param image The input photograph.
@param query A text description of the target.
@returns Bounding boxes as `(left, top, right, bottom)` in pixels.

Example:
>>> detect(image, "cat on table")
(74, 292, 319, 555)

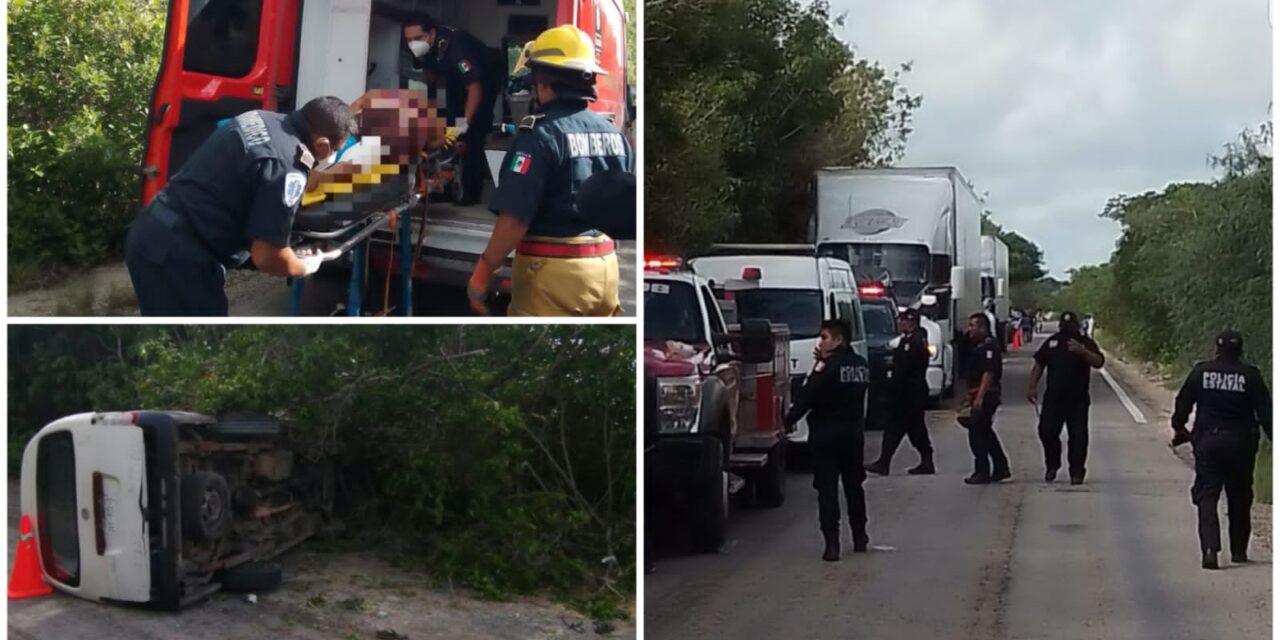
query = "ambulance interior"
(293, 0, 553, 220)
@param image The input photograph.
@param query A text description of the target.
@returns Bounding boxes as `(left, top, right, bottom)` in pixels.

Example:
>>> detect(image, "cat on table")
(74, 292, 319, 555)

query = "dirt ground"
(7, 483, 634, 640)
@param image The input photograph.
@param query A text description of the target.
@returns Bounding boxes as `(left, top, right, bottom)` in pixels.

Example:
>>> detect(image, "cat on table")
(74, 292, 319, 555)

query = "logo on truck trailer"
(841, 209, 907, 235)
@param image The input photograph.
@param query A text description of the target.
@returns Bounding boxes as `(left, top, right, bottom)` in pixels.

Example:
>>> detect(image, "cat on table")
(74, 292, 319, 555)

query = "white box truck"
(813, 167, 985, 396)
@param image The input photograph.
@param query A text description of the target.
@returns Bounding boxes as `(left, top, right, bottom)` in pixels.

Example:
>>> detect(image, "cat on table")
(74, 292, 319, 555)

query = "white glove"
(297, 248, 341, 276)
(456, 121, 469, 136)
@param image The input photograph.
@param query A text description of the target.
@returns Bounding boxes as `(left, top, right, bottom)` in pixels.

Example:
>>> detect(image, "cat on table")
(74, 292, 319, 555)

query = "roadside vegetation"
(8, 325, 636, 618)
(1056, 124, 1272, 501)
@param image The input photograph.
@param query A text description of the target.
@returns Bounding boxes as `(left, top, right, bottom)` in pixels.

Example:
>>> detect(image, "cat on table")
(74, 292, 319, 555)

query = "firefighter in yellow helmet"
(466, 25, 634, 316)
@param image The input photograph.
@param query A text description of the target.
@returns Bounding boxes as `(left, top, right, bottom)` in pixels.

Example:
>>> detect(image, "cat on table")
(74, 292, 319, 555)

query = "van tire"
(218, 562, 283, 593)
(182, 472, 231, 541)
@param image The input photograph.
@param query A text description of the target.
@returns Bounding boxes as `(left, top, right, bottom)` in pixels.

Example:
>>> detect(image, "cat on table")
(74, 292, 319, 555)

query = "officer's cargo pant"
(812, 432, 867, 539)
(1038, 400, 1090, 477)
(124, 204, 229, 316)
(877, 395, 932, 465)
(510, 235, 622, 317)
(1191, 429, 1258, 554)
(966, 398, 1009, 478)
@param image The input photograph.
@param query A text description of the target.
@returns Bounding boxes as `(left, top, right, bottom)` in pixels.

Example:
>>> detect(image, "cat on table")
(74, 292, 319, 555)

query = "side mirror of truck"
(737, 318, 775, 364)
(996, 277, 1007, 297)
(950, 267, 967, 300)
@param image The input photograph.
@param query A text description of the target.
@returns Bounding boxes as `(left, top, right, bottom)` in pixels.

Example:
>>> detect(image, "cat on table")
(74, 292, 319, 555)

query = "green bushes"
(645, 0, 920, 253)
(8, 326, 635, 616)
(8, 0, 166, 284)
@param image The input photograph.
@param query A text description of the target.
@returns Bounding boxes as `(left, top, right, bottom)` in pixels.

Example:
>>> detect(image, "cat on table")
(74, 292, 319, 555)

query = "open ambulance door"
(140, 0, 302, 205)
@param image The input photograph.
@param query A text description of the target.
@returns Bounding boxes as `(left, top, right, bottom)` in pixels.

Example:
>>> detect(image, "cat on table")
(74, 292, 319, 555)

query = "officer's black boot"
(865, 460, 891, 476)
(907, 452, 935, 475)
(1044, 466, 1059, 483)
(822, 532, 840, 562)
(851, 530, 869, 553)
(1202, 549, 1219, 570)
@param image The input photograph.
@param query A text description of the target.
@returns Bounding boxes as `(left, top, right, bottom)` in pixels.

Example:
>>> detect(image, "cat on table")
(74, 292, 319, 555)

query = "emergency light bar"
(644, 255, 682, 271)
(741, 267, 762, 281)
(858, 284, 885, 297)
(92, 411, 140, 426)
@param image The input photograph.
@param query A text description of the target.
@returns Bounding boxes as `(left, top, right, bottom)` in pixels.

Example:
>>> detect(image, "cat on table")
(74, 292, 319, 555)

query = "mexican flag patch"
(510, 152, 532, 175)
(458, 59, 472, 74)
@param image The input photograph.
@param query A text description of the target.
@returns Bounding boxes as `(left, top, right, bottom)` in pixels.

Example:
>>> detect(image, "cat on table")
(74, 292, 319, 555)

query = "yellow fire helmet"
(512, 25, 608, 77)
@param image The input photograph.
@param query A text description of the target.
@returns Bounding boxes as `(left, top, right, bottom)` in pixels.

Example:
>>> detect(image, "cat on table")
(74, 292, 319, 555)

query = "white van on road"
(689, 246, 867, 445)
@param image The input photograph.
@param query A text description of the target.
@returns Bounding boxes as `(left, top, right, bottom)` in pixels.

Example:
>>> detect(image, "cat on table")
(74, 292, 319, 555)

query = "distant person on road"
(1170, 330, 1272, 570)
(1027, 311, 1105, 485)
(866, 308, 935, 476)
(1020, 312, 1034, 343)
(961, 313, 1011, 485)
(786, 320, 872, 561)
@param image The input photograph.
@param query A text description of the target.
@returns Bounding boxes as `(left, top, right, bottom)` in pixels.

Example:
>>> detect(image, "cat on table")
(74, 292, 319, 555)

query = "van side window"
(835, 293, 861, 339)
(183, 0, 264, 79)
(700, 287, 727, 336)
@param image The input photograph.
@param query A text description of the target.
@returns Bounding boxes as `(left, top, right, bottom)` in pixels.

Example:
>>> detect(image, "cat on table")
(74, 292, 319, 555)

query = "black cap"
(901, 308, 920, 322)
(1217, 330, 1244, 349)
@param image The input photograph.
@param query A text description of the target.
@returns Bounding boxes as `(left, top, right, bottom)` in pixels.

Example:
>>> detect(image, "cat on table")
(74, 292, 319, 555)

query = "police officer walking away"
(866, 308, 935, 475)
(1027, 311, 1105, 484)
(467, 25, 633, 316)
(962, 313, 1011, 485)
(785, 320, 872, 561)
(1170, 330, 1271, 569)
(125, 97, 356, 316)
(402, 14, 505, 206)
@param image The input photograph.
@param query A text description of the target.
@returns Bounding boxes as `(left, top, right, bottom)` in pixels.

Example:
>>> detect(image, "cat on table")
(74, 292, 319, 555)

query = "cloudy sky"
(833, 0, 1271, 278)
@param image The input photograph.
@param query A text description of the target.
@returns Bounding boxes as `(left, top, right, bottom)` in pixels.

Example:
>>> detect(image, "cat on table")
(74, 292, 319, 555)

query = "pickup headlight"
(657, 376, 701, 434)
(928, 343, 939, 362)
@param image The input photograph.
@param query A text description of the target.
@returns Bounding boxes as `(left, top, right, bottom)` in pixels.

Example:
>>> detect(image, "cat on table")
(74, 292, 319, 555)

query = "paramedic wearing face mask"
(403, 13, 504, 207)
(124, 97, 356, 316)
(466, 25, 634, 316)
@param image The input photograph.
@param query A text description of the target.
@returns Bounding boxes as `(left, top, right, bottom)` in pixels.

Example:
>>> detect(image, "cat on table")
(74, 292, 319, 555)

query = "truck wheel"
(182, 472, 230, 541)
(218, 562, 283, 593)
(691, 440, 728, 553)
(755, 443, 787, 509)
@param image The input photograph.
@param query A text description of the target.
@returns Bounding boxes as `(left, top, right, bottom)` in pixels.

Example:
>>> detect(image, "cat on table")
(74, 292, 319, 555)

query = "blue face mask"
(317, 135, 360, 170)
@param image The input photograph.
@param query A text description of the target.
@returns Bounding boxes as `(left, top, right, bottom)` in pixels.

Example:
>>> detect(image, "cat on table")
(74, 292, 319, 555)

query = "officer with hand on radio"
(1027, 310, 1105, 485)
(786, 320, 872, 561)
(1170, 330, 1271, 569)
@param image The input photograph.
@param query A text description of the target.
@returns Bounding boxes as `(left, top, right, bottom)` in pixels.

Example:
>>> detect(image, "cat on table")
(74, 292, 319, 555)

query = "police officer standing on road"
(785, 320, 872, 561)
(962, 313, 1012, 485)
(867, 308, 935, 475)
(125, 97, 356, 316)
(1027, 311, 1105, 485)
(1170, 330, 1271, 569)
(402, 14, 505, 206)
(467, 25, 633, 317)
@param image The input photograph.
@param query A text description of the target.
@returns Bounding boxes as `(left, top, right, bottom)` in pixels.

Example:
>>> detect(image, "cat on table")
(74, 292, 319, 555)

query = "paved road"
(645, 335, 1270, 639)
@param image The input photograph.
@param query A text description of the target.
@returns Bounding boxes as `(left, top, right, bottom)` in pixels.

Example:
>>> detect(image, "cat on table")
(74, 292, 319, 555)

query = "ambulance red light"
(742, 267, 762, 281)
(859, 284, 885, 297)
(644, 256, 682, 271)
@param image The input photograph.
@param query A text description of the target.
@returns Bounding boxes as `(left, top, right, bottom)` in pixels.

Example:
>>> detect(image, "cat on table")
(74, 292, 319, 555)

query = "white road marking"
(1099, 367, 1148, 424)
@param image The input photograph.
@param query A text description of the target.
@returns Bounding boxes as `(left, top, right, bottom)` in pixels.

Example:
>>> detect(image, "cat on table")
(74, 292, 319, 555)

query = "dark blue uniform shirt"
(489, 99, 633, 237)
(156, 110, 314, 263)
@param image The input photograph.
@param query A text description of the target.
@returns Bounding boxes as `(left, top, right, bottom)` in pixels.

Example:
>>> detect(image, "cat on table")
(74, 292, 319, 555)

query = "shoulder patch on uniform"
(986, 350, 994, 360)
(296, 143, 315, 170)
(509, 152, 533, 175)
(284, 172, 306, 207)
(1048, 339, 1058, 348)
(519, 114, 545, 130)
(235, 111, 271, 147)
(457, 59, 473, 74)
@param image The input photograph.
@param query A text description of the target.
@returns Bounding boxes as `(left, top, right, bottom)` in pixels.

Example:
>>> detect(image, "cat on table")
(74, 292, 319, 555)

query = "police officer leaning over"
(961, 312, 1012, 485)
(467, 25, 633, 317)
(1027, 311, 1105, 485)
(785, 320, 872, 561)
(1170, 330, 1271, 570)
(125, 97, 356, 316)
(401, 13, 504, 206)
(867, 307, 935, 476)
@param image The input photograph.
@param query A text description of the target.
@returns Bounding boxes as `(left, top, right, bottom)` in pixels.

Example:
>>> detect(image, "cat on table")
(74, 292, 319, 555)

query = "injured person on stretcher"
(293, 89, 454, 231)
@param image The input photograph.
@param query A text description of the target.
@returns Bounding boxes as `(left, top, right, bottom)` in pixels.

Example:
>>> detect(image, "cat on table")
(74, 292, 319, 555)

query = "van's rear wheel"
(182, 472, 230, 541)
